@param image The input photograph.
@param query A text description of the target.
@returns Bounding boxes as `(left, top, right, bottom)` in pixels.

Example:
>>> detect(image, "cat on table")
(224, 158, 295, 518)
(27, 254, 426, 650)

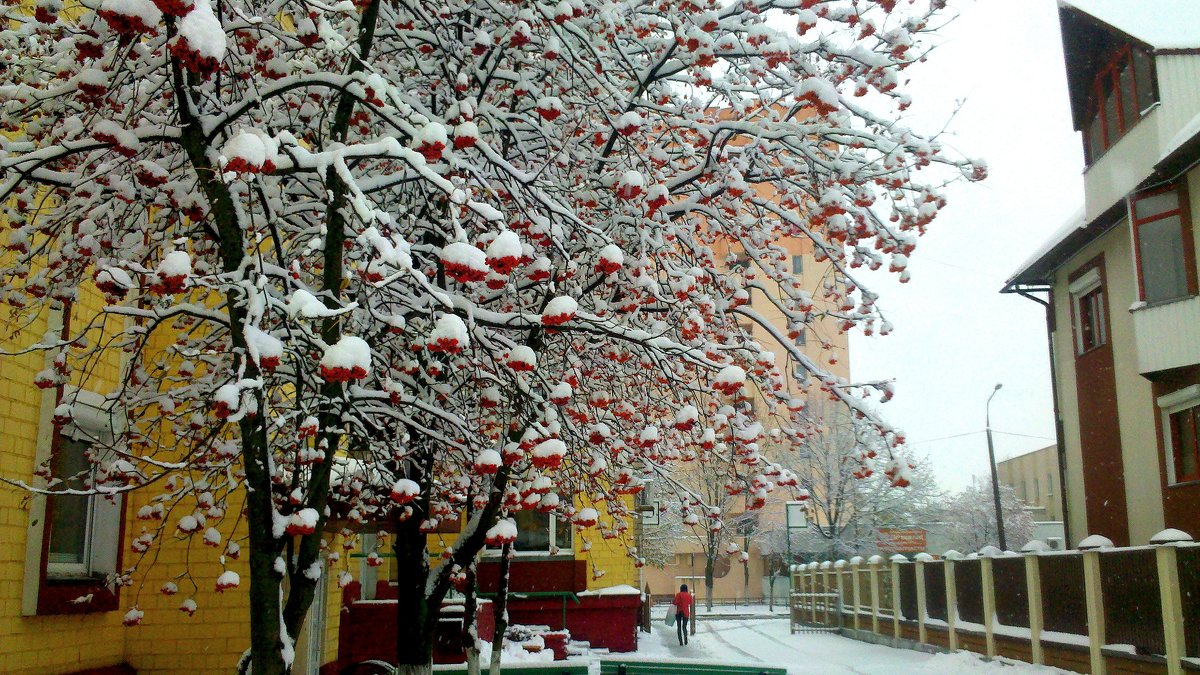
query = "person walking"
(673, 584, 694, 646)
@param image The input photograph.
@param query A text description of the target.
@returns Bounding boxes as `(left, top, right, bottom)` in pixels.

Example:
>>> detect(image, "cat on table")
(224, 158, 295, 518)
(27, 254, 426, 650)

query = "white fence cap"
(1078, 534, 1114, 550)
(1150, 528, 1194, 544)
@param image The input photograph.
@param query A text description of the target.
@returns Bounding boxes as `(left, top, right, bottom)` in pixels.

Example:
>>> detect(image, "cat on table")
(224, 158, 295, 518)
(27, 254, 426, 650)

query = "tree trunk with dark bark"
(463, 563, 481, 675)
(489, 542, 514, 674)
(392, 511, 438, 675)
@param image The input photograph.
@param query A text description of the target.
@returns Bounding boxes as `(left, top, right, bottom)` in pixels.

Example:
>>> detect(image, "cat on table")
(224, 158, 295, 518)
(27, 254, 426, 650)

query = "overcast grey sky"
(849, 0, 1082, 490)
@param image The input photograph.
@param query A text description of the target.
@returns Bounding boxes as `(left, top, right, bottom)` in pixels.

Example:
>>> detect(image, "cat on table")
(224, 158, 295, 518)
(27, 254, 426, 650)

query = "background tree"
(934, 479, 1035, 553)
(0, 0, 981, 672)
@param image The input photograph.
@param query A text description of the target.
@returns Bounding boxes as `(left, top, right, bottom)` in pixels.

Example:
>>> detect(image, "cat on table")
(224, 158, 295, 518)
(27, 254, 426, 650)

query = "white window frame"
(484, 511, 574, 558)
(44, 388, 124, 580)
(23, 382, 126, 614)
(1068, 268, 1105, 355)
(1158, 384, 1200, 485)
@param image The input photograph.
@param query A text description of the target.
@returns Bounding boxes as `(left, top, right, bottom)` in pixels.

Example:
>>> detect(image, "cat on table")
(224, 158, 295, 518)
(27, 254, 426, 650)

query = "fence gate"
(789, 592, 842, 634)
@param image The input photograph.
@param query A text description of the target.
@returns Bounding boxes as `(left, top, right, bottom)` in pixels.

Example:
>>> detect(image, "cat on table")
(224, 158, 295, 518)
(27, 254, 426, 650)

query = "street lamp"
(986, 383, 1008, 551)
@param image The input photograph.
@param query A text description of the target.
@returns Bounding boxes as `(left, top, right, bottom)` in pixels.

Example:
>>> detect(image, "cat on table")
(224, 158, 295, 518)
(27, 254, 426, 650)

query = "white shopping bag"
(664, 602, 678, 627)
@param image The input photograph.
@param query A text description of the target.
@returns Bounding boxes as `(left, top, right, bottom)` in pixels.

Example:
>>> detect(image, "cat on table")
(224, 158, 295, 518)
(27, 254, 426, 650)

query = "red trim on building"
(476, 558, 588, 594)
(1150, 365, 1200, 534)
(1067, 255, 1131, 546)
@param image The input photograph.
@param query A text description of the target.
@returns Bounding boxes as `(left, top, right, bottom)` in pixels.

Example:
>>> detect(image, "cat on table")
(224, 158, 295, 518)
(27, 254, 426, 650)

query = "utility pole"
(986, 383, 1008, 551)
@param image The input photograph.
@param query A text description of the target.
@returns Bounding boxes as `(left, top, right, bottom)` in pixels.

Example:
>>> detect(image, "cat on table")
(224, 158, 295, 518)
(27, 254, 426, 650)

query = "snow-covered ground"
(630, 616, 1068, 674)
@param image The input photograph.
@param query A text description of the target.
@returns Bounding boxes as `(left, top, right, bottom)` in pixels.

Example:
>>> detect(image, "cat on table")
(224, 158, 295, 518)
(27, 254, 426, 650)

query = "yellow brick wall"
(0, 296, 132, 674)
(0, 291, 345, 673)
(579, 494, 638, 591)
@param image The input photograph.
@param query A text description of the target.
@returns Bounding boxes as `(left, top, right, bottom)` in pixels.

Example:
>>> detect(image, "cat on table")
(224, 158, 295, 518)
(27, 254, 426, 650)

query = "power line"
(908, 429, 1055, 445)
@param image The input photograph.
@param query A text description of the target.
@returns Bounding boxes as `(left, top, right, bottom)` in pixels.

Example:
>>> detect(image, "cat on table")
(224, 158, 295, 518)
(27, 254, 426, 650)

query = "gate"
(789, 592, 842, 634)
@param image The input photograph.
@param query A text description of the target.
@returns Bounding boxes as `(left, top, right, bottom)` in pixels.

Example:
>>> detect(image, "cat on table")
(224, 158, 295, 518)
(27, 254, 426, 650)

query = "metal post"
(986, 383, 1008, 552)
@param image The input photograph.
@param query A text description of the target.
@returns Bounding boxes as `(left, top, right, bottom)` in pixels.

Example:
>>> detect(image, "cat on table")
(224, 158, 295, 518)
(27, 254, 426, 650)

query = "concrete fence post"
(944, 559, 958, 652)
(1025, 554, 1044, 666)
(869, 556, 882, 636)
(1156, 546, 1186, 675)
(891, 558, 903, 640)
(980, 556, 997, 659)
(1082, 549, 1107, 675)
(850, 559, 862, 631)
(915, 559, 928, 645)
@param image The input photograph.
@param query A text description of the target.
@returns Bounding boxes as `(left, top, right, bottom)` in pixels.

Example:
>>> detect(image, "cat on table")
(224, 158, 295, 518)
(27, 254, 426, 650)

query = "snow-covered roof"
(1059, 0, 1200, 50)
(1004, 209, 1086, 287)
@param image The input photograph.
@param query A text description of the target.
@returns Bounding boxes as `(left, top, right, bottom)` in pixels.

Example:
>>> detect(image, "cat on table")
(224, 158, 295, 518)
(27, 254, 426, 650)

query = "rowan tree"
(0, 0, 981, 672)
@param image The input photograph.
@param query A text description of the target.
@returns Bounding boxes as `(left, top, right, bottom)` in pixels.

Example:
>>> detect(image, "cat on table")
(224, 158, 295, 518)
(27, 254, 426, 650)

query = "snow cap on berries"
(390, 478, 420, 504)
(427, 314, 469, 353)
(440, 242, 490, 283)
(319, 336, 371, 383)
(484, 518, 518, 546)
(541, 296, 577, 326)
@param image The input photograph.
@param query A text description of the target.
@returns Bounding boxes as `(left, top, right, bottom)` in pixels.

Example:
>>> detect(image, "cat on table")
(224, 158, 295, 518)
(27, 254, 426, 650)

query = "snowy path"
(629, 616, 1066, 674)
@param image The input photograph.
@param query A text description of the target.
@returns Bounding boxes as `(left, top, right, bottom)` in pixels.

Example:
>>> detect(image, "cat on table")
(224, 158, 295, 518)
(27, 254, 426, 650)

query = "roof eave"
(1002, 200, 1127, 292)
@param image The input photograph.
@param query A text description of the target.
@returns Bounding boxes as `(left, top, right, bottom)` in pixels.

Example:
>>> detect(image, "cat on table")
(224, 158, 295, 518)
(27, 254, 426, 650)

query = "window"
(44, 394, 123, 580)
(1084, 47, 1156, 163)
(26, 388, 125, 616)
(1130, 183, 1196, 304)
(791, 255, 804, 275)
(1069, 268, 1107, 355)
(1046, 472, 1054, 497)
(1160, 385, 1200, 484)
(794, 327, 807, 346)
(1032, 478, 1040, 504)
(505, 510, 572, 554)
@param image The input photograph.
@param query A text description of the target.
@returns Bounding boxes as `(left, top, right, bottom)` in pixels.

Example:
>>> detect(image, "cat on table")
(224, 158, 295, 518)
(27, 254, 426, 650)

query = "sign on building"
(876, 528, 927, 553)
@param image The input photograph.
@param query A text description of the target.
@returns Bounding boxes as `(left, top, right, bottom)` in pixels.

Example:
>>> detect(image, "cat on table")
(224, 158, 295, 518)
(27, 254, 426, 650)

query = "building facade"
(996, 444, 1063, 522)
(1005, 0, 1200, 547)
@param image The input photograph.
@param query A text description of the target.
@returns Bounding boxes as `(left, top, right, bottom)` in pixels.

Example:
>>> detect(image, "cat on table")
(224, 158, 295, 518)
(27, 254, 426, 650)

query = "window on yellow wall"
(488, 510, 572, 554)
(45, 392, 123, 580)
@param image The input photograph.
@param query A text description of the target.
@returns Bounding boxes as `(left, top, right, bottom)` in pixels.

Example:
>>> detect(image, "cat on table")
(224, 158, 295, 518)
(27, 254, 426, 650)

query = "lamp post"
(986, 383, 1008, 551)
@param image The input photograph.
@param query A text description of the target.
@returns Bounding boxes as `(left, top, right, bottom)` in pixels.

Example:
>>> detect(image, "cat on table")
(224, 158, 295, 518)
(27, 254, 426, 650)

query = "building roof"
(1003, 200, 1125, 290)
(1059, 0, 1200, 50)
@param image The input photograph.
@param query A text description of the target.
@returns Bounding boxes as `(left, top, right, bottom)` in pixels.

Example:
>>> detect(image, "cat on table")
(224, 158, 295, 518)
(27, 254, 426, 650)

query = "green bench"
(431, 664, 587, 675)
(599, 659, 787, 675)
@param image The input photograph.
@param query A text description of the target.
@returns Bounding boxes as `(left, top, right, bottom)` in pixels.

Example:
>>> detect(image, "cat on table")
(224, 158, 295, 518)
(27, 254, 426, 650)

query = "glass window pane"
(1133, 49, 1156, 113)
(554, 516, 572, 551)
(1087, 113, 1104, 161)
(513, 509, 551, 552)
(1103, 80, 1119, 145)
(1119, 61, 1137, 127)
(1134, 190, 1179, 221)
(792, 255, 804, 275)
(48, 438, 93, 566)
(1137, 214, 1188, 302)
(1175, 408, 1198, 479)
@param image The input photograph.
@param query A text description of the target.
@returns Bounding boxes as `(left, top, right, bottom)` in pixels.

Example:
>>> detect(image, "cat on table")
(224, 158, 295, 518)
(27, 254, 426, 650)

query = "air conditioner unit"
(1046, 537, 1063, 550)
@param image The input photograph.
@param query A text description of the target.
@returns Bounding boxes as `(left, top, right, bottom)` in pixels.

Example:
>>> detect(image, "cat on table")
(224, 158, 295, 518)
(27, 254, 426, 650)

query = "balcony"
(1132, 295, 1200, 374)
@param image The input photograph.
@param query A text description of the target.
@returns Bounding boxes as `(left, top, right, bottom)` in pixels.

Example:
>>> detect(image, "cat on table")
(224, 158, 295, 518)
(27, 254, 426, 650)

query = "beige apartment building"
(997, 445, 1063, 522)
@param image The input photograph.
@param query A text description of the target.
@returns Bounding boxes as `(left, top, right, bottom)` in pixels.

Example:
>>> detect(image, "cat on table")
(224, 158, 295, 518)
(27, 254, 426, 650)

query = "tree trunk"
(463, 563, 481, 675)
(240, 415, 290, 675)
(704, 553, 715, 611)
(489, 542, 514, 674)
(393, 516, 438, 674)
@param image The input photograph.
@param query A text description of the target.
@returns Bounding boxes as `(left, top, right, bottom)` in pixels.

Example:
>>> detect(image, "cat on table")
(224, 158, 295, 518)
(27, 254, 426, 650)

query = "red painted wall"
(1069, 256, 1131, 546)
(1151, 365, 1200, 534)
(476, 558, 588, 593)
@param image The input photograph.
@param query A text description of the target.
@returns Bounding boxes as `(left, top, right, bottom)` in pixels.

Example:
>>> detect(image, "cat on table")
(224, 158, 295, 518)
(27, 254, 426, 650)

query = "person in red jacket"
(673, 584, 694, 646)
